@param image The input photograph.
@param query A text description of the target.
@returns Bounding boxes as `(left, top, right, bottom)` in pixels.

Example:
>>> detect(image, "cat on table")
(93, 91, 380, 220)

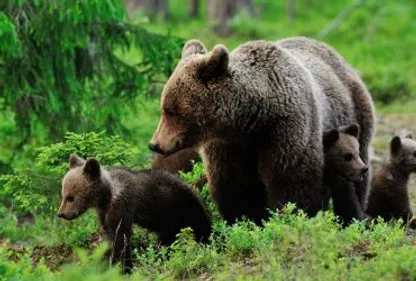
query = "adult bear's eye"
(164, 109, 173, 115)
(66, 195, 74, 202)
(162, 106, 176, 116)
(163, 108, 177, 117)
(343, 153, 353, 162)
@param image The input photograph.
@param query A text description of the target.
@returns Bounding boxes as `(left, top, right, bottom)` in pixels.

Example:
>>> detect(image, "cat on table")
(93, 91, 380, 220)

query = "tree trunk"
(124, 0, 169, 19)
(239, 0, 256, 17)
(189, 0, 199, 18)
(157, 0, 169, 20)
(287, 0, 295, 23)
(207, 0, 237, 36)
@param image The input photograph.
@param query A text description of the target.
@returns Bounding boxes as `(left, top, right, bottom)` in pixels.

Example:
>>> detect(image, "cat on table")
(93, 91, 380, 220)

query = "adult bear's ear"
(182, 39, 208, 59)
(69, 154, 85, 169)
(323, 129, 339, 151)
(198, 44, 229, 82)
(342, 123, 360, 138)
(390, 136, 402, 155)
(84, 157, 101, 178)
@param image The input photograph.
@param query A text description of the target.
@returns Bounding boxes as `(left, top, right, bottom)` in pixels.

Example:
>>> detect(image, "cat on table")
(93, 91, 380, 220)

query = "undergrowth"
(2, 204, 416, 280)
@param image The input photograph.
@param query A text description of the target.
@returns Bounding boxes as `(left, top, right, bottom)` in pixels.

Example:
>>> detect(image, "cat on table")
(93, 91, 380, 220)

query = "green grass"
(376, 99, 416, 114)
(2, 203, 416, 280)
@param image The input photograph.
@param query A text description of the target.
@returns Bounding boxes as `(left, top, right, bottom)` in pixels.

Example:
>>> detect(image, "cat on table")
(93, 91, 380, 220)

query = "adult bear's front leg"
(202, 141, 269, 225)
(258, 138, 327, 216)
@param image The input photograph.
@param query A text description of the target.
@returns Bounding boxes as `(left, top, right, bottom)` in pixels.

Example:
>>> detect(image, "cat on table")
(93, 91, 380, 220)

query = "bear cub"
(367, 134, 416, 226)
(57, 155, 212, 274)
(323, 124, 369, 226)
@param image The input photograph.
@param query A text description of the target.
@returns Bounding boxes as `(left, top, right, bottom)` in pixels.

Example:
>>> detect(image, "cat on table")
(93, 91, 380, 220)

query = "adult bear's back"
(277, 37, 372, 130)
(277, 37, 359, 92)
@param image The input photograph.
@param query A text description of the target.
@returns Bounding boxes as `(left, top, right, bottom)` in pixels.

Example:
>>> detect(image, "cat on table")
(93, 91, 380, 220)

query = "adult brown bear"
(149, 37, 375, 225)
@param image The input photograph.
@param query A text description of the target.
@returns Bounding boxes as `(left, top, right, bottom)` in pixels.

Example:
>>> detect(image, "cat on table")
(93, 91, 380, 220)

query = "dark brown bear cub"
(323, 124, 369, 226)
(367, 134, 416, 226)
(57, 155, 212, 274)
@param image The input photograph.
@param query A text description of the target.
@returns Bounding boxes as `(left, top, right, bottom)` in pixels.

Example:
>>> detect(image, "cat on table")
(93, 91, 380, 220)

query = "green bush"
(0, 131, 142, 214)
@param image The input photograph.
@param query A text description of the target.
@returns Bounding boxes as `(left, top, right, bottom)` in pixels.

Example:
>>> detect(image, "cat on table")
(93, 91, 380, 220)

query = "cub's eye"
(343, 153, 353, 162)
(413, 151, 416, 157)
(66, 196, 74, 202)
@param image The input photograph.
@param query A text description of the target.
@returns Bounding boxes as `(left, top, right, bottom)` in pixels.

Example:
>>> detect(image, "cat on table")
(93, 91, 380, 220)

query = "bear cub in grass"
(367, 134, 416, 226)
(323, 124, 369, 226)
(57, 155, 212, 274)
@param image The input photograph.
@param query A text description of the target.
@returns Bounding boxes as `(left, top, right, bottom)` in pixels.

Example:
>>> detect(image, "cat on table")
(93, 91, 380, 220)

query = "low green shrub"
(1, 131, 141, 214)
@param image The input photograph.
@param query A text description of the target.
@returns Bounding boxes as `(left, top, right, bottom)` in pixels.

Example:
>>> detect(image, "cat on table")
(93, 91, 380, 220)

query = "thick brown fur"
(149, 37, 375, 224)
(58, 155, 212, 274)
(151, 147, 200, 174)
(323, 124, 369, 226)
(367, 134, 416, 225)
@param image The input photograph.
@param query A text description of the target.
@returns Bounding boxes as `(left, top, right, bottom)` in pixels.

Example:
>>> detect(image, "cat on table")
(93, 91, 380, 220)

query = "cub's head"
(389, 133, 416, 173)
(57, 154, 104, 220)
(323, 123, 368, 182)
(149, 39, 230, 156)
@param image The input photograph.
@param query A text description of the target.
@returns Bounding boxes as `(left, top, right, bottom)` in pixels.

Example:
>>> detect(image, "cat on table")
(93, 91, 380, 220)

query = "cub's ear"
(390, 136, 402, 155)
(198, 44, 229, 82)
(84, 157, 101, 178)
(69, 154, 85, 169)
(323, 129, 340, 151)
(342, 123, 360, 138)
(182, 39, 208, 59)
(405, 132, 413, 139)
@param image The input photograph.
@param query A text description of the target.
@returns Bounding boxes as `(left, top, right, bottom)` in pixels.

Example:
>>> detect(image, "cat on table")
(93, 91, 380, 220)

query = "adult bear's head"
(149, 40, 230, 156)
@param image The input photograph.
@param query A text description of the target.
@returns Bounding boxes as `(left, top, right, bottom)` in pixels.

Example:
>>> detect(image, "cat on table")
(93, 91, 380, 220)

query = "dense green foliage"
(0, 0, 181, 145)
(1, 0, 416, 280)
